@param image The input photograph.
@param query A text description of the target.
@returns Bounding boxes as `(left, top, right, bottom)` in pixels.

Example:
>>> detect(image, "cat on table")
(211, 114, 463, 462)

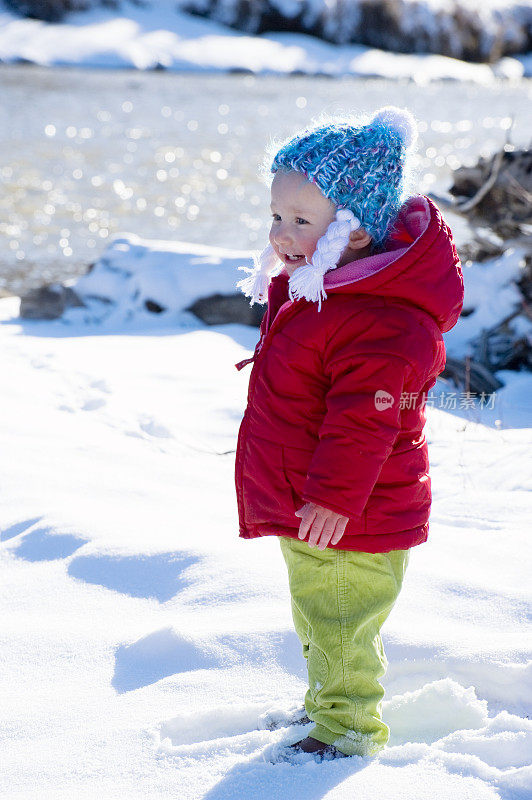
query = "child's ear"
(347, 227, 372, 251)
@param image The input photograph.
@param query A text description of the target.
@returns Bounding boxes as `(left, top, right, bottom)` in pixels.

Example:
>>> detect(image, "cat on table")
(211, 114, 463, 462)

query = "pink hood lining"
(322, 196, 430, 288)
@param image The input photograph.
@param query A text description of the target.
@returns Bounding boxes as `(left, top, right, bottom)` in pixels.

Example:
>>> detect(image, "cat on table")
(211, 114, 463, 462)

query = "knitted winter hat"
(237, 105, 418, 311)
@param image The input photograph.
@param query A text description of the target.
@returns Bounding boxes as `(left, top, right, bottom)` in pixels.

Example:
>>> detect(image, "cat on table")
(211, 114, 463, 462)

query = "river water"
(0, 64, 530, 296)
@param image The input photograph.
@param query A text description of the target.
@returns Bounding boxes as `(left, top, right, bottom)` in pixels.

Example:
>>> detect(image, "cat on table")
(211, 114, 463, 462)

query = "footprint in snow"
(81, 396, 107, 411)
(138, 414, 172, 438)
(90, 379, 111, 393)
(56, 375, 110, 414)
(58, 392, 107, 413)
(30, 353, 54, 369)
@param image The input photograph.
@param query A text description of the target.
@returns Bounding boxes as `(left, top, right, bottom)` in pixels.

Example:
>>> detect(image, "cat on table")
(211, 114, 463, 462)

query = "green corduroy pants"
(279, 535, 410, 757)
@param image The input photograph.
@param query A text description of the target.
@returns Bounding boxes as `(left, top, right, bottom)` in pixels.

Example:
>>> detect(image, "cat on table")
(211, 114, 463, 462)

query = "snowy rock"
(19, 233, 265, 326)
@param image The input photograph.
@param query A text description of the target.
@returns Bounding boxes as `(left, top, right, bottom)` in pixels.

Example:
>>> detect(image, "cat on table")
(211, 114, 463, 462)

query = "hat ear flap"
(236, 243, 283, 306)
(288, 208, 361, 311)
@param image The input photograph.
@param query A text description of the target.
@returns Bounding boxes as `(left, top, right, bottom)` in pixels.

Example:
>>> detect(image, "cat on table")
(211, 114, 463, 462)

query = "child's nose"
(273, 224, 292, 247)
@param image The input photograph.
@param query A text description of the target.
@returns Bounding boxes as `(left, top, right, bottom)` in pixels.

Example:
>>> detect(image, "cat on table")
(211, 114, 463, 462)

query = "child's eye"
(270, 214, 308, 224)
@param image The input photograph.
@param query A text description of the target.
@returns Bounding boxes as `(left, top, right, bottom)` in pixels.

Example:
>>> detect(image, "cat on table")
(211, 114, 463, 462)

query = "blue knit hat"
(271, 106, 418, 246)
(237, 106, 418, 310)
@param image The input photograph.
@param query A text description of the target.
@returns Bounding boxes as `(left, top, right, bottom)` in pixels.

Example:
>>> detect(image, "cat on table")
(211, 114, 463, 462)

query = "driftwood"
(436, 117, 531, 240)
(429, 128, 532, 389)
(441, 357, 504, 395)
(471, 302, 532, 372)
(453, 146, 507, 215)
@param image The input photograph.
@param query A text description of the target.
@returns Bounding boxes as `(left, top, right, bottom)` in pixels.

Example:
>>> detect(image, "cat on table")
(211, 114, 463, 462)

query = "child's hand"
(295, 502, 349, 550)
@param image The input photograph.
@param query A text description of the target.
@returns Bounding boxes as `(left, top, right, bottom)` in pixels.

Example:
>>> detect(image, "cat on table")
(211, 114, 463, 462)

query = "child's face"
(269, 170, 337, 277)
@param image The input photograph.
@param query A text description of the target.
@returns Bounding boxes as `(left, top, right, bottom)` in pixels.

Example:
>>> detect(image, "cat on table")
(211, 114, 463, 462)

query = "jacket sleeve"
(302, 349, 415, 521)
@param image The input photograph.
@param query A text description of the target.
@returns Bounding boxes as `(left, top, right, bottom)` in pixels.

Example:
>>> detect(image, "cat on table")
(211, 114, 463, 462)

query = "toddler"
(234, 106, 464, 761)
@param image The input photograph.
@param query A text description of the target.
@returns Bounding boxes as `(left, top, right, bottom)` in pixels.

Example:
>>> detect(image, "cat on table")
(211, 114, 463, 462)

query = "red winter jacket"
(234, 195, 464, 553)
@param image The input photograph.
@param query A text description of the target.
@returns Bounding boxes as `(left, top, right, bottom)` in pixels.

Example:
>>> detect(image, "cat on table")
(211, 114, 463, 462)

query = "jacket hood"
(279, 195, 464, 333)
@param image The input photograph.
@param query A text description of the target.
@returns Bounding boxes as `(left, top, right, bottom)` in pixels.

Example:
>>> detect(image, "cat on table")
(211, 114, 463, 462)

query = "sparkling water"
(0, 65, 530, 296)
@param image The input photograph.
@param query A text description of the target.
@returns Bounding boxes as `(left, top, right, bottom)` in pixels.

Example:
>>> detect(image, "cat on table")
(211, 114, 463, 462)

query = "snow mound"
(385, 678, 489, 743)
(60, 233, 251, 325)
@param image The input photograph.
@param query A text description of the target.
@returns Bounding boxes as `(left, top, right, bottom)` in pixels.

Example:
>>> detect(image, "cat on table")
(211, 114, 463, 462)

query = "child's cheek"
(307, 234, 319, 257)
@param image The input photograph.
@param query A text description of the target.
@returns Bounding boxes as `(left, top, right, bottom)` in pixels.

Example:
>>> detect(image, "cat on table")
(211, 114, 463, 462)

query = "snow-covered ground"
(0, 0, 529, 80)
(1, 236, 531, 796)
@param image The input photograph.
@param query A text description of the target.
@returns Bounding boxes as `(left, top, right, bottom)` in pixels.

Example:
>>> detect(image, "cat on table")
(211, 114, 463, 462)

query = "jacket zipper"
(234, 296, 300, 372)
(245, 299, 303, 400)
(234, 314, 268, 371)
(235, 297, 303, 533)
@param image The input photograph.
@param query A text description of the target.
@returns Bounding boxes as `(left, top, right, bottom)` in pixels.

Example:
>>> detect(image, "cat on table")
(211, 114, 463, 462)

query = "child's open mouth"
(282, 254, 305, 264)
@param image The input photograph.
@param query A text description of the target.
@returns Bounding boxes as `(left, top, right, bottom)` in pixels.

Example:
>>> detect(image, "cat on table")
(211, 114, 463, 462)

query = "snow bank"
(0, 0, 528, 80)
(184, 0, 532, 63)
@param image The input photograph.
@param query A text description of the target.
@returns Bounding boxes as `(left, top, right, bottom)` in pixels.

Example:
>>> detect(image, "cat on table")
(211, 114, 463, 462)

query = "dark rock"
(20, 284, 85, 320)
(227, 67, 255, 75)
(5, 0, 118, 22)
(144, 299, 166, 313)
(5, 0, 89, 22)
(187, 293, 265, 326)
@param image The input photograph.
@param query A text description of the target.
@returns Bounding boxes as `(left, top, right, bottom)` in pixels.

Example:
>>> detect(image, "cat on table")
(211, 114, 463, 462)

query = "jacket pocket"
(242, 434, 300, 528)
(365, 474, 431, 533)
(281, 444, 316, 513)
(283, 443, 370, 534)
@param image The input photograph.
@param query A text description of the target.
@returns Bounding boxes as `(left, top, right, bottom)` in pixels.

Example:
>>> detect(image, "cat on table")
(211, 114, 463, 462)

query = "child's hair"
(238, 106, 421, 310)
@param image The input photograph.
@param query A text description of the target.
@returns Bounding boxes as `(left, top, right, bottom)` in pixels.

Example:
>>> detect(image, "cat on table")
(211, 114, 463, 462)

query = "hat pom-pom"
(371, 106, 418, 151)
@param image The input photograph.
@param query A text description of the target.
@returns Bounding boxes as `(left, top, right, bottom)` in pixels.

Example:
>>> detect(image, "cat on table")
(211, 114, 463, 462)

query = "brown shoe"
(287, 736, 349, 760)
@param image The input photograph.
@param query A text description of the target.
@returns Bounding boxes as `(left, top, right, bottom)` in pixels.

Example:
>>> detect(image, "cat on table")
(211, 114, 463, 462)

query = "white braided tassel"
(236, 243, 283, 306)
(288, 208, 361, 312)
